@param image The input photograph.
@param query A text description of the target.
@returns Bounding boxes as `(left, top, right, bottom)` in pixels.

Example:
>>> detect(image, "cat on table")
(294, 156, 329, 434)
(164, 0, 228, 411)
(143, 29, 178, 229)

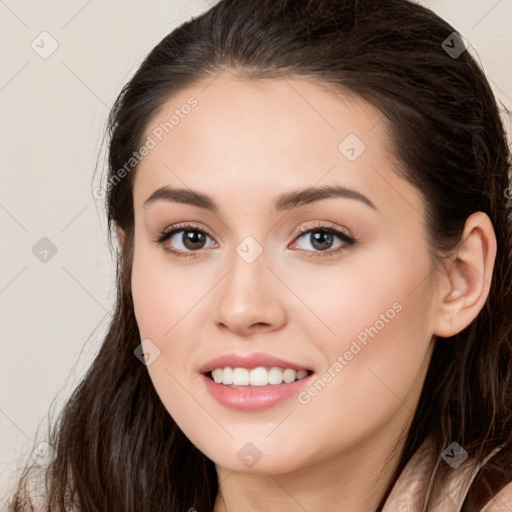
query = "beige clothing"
(383, 437, 512, 511)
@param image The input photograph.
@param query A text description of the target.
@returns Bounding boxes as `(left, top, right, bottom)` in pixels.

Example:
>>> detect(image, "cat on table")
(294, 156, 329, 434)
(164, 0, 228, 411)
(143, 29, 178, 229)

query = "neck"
(213, 417, 410, 512)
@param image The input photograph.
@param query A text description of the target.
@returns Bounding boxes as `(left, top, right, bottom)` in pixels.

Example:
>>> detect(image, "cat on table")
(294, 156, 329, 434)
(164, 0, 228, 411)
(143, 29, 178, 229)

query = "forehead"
(140, 72, 385, 163)
(132, 73, 423, 219)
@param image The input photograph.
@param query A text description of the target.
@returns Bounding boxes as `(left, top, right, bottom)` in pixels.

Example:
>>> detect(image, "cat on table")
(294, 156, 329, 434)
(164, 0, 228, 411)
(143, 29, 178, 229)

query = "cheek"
(130, 240, 206, 387)
(130, 240, 185, 340)
(286, 238, 433, 354)
(299, 249, 435, 430)
(128, 225, 436, 472)
(130, 247, 201, 424)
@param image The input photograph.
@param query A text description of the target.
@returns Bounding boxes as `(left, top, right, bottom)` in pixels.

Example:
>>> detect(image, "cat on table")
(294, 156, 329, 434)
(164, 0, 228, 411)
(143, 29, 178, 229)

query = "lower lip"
(202, 373, 313, 411)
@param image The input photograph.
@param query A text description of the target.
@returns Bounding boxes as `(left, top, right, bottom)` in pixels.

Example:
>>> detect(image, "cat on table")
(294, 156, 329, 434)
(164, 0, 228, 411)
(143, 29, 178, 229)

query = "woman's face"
(130, 73, 439, 475)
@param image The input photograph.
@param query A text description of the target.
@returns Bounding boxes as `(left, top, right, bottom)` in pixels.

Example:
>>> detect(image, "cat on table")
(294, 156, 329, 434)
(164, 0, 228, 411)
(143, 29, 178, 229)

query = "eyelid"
(156, 221, 353, 241)
(154, 220, 357, 258)
(290, 222, 357, 258)
(154, 221, 213, 242)
(293, 220, 355, 240)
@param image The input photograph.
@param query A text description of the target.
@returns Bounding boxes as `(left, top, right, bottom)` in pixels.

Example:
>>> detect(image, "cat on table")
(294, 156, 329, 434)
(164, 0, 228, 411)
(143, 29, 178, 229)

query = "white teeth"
(222, 367, 233, 385)
(283, 369, 296, 383)
(212, 368, 223, 383)
(210, 366, 310, 386)
(249, 367, 268, 386)
(232, 368, 250, 385)
(268, 367, 283, 385)
(296, 370, 308, 380)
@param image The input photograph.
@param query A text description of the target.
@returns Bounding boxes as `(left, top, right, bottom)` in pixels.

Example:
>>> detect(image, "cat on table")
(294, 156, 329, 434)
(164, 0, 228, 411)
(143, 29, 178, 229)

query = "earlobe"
(433, 212, 496, 338)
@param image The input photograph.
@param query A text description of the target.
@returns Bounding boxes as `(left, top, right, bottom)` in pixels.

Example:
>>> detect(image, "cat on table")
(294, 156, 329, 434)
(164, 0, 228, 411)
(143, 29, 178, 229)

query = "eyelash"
(154, 222, 357, 259)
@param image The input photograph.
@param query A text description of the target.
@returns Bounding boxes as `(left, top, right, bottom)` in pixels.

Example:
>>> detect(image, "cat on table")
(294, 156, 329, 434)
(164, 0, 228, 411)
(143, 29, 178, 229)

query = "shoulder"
(382, 436, 438, 511)
(383, 437, 512, 511)
(479, 480, 512, 511)
(462, 449, 512, 512)
(464, 445, 512, 511)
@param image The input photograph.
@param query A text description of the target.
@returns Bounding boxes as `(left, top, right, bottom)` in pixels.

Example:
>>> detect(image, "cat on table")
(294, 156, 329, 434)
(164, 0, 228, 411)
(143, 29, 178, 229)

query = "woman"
(7, 0, 512, 510)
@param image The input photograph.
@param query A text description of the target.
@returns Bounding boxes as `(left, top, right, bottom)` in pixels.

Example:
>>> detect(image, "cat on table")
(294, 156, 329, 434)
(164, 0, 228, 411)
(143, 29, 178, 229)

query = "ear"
(116, 226, 125, 251)
(433, 212, 497, 338)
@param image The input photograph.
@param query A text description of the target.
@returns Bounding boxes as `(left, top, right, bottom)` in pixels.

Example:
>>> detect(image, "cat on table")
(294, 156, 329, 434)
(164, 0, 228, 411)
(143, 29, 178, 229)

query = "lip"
(202, 372, 314, 411)
(198, 352, 313, 374)
(199, 352, 315, 411)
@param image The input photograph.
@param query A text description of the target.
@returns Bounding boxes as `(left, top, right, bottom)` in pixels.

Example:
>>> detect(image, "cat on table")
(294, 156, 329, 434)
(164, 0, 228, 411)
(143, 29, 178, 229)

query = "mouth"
(205, 366, 315, 388)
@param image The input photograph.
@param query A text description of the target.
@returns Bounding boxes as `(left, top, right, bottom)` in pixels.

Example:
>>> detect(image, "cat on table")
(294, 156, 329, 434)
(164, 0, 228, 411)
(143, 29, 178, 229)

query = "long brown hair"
(8, 0, 512, 510)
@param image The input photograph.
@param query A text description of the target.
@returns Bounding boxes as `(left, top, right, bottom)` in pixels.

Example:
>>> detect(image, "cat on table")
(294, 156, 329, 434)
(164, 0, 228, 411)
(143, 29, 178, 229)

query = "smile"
(202, 369, 315, 411)
(209, 366, 311, 387)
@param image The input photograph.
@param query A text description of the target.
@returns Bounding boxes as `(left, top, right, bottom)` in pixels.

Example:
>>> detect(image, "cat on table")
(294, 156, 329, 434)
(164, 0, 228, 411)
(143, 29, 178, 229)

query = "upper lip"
(199, 352, 313, 374)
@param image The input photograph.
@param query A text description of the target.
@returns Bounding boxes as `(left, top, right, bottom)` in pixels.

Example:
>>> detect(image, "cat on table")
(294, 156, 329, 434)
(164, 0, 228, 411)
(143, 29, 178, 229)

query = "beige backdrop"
(1, 0, 511, 505)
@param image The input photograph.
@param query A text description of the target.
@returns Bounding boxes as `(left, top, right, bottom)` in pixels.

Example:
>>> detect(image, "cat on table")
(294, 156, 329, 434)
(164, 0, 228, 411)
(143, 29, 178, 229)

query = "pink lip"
(199, 352, 314, 411)
(199, 352, 312, 374)
(202, 373, 314, 411)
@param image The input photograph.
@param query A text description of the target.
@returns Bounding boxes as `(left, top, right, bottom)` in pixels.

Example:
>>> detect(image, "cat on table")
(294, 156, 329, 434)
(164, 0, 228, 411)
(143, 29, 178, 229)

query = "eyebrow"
(143, 184, 377, 213)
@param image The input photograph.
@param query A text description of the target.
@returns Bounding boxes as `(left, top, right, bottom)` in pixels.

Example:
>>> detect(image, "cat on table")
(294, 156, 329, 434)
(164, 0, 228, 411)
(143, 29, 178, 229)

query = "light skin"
(117, 71, 496, 512)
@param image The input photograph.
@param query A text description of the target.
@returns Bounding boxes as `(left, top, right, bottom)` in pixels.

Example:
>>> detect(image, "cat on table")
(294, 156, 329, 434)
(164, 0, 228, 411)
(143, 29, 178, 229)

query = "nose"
(212, 249, 287, 337)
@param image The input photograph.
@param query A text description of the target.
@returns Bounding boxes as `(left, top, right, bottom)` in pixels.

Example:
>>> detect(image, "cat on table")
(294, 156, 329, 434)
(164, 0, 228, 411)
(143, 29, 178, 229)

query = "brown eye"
(292, 225, 356, 256)
(308, 231, 336, 251)
(180, 230, 207, 250)
(156, 225, 216, 257)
